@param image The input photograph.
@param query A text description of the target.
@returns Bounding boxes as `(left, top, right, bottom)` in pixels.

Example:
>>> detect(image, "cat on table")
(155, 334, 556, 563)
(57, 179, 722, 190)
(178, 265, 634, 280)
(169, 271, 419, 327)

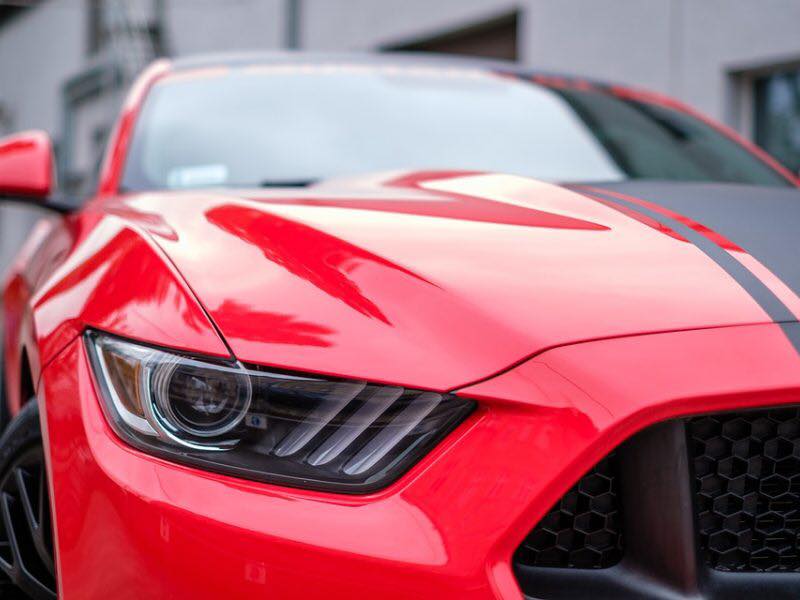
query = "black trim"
(687, 407, 800, 573)
(514, 453, 623, 569)
(515, 417, 800, 599)
(515, 421, 701, 599)
(578, 186, 800, 353)
(586, 182, 800, 296)
(83, 329, 476, 495)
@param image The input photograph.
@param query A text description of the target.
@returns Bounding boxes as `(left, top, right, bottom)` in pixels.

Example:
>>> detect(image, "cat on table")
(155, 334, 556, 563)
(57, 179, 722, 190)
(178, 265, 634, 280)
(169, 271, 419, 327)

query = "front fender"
(4, 209, 229, 418)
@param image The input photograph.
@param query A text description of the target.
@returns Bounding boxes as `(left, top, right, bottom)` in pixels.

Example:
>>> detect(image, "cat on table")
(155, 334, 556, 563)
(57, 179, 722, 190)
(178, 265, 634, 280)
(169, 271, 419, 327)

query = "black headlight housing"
(85, 330, 475, 493)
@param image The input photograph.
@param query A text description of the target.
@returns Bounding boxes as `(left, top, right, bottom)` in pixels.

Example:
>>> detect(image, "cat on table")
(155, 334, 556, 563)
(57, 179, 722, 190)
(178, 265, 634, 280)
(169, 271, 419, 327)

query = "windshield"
(122, 65, 791, 190)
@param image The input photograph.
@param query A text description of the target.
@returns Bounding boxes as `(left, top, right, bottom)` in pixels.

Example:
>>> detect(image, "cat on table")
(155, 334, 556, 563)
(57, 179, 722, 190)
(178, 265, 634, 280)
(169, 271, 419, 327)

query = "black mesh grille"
(514, 454, 623, 569)
(688, 407, 800, 572)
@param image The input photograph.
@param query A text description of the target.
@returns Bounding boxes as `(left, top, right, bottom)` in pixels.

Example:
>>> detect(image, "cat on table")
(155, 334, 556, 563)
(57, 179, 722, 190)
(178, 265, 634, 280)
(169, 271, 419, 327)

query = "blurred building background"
(1, 0, 800, 276)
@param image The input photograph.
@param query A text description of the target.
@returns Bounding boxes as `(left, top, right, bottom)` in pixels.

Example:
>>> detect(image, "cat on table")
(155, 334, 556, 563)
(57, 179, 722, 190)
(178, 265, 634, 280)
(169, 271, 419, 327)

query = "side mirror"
(0, 130, 54, 201)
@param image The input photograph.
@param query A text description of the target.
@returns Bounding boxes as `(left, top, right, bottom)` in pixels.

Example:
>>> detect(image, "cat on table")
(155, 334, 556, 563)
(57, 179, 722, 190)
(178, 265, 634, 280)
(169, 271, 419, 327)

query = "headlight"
(85, 330, 474, 493)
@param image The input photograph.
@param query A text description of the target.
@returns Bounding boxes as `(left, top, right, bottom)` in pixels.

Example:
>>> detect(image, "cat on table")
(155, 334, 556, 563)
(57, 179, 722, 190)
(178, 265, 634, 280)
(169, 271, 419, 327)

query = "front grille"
(514, 454, 623, 569)
(688, 407, 800, 572)
(514, 409, 800, 599)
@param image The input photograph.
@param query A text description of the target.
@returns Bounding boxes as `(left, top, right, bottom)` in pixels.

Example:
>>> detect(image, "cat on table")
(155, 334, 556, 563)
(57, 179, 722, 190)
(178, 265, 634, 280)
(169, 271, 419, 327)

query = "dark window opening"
(87, 0, 108, 55)
(754, 66, 800, 174)
(386, 12, 518, 62)
(87, 0, 167, 57)
(0, 1, 39, 30)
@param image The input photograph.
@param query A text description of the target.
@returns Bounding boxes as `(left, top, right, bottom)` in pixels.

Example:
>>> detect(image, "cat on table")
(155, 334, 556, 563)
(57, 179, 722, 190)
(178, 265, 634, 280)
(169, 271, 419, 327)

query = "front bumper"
(39, 322, 800, 599)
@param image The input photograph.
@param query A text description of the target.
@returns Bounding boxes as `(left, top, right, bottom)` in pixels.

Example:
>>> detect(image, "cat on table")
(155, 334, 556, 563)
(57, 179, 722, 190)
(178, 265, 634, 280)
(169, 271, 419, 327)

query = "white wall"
(522, 0, 800, 126)
(165, 0, 284, 55)
(0, 0, 86, 136)
(301, 0, 800, 130)
(302, 0, 518, 49)
(0, 0, 87, 279)
(679, 0, 800, 124)
(521, 1, 675, 94)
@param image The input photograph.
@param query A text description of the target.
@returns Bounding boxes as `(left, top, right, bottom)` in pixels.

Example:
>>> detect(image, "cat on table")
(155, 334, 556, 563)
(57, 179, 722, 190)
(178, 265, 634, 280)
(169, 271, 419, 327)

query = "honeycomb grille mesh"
(514, 454, 623, 569)
(688, 408, 800, 572)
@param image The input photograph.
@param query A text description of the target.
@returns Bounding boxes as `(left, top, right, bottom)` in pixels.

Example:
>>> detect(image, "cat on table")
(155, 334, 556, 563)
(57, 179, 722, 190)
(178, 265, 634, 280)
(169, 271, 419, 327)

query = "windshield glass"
(122, 65, 790, 190)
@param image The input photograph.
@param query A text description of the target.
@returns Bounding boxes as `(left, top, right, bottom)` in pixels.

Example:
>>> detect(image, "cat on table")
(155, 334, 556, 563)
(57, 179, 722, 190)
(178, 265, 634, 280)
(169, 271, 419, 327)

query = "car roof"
(169, 50, 611, 87)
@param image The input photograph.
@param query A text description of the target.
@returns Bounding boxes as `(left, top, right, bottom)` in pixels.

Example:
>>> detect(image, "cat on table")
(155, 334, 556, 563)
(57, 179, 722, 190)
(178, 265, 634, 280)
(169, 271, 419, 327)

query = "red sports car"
(1, 53, 800, 600)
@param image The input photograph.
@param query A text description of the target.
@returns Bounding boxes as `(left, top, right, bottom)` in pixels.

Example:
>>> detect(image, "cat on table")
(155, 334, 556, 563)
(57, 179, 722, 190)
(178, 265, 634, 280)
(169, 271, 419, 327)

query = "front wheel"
(0, 400, 57, 599)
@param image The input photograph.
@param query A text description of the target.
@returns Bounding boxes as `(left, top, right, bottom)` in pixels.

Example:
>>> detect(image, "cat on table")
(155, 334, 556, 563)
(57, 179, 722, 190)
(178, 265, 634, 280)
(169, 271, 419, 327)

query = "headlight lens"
(85, 331, 474, 493)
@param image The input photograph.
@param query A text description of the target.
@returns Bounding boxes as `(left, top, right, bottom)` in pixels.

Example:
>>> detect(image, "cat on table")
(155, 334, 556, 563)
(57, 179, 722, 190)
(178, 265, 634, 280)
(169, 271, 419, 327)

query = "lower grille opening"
(513, 407, 800, 599)
(688, 407, 800, 573)
(514, 454, 623, 569)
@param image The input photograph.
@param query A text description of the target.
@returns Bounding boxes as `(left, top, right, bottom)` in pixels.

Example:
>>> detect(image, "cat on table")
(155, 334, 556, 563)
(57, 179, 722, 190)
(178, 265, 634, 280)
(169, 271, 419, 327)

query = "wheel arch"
(19, 348, 35, 408)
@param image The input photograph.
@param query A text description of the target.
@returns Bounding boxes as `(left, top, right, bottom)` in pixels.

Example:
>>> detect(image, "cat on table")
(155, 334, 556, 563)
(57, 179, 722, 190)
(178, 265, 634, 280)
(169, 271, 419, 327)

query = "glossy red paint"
(108, 173, 780, 391)
(39, 323, 800, 599)
(3, 59, 800, 599)
(577, 185, 800, 320)
(0, 130, 54, 199)
(1, 208, 228, 417)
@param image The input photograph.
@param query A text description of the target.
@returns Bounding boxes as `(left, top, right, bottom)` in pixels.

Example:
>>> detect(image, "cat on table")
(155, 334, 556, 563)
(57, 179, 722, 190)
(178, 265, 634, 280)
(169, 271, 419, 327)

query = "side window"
(754, 68, 800, 175)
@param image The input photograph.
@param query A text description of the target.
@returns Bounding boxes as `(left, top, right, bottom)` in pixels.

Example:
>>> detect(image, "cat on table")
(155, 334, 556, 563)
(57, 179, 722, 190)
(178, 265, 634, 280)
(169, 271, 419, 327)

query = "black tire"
(0, 400, 56, 599)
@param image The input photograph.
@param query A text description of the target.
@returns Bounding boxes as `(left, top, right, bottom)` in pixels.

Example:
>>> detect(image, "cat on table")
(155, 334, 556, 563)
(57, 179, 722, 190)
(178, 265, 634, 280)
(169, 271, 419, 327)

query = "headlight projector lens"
(150, 358, 252, 438)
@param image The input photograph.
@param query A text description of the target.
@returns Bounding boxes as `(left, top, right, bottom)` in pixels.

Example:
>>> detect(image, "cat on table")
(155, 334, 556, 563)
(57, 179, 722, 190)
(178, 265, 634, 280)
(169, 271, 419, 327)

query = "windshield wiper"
(258, 179, 316, 188)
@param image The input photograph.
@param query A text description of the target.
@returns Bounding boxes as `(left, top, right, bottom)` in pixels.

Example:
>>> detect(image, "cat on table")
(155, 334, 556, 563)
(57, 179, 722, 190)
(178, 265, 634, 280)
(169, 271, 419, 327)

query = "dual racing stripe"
(572, 182, 800, 352)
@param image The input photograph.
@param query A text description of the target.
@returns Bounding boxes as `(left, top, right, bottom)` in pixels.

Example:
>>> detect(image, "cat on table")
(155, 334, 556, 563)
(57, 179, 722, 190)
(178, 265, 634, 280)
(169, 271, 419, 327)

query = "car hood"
(111, 172, 800, 390)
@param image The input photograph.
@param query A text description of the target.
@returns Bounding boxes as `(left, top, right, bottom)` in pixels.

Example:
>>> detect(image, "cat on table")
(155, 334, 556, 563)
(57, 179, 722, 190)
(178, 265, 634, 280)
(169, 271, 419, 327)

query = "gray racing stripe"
(581, 187, 800, 353)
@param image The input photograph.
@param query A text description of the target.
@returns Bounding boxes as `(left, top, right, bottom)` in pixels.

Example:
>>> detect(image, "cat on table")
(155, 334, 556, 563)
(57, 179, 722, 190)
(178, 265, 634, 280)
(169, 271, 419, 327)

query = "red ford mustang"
(1, 53, 800, 599)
